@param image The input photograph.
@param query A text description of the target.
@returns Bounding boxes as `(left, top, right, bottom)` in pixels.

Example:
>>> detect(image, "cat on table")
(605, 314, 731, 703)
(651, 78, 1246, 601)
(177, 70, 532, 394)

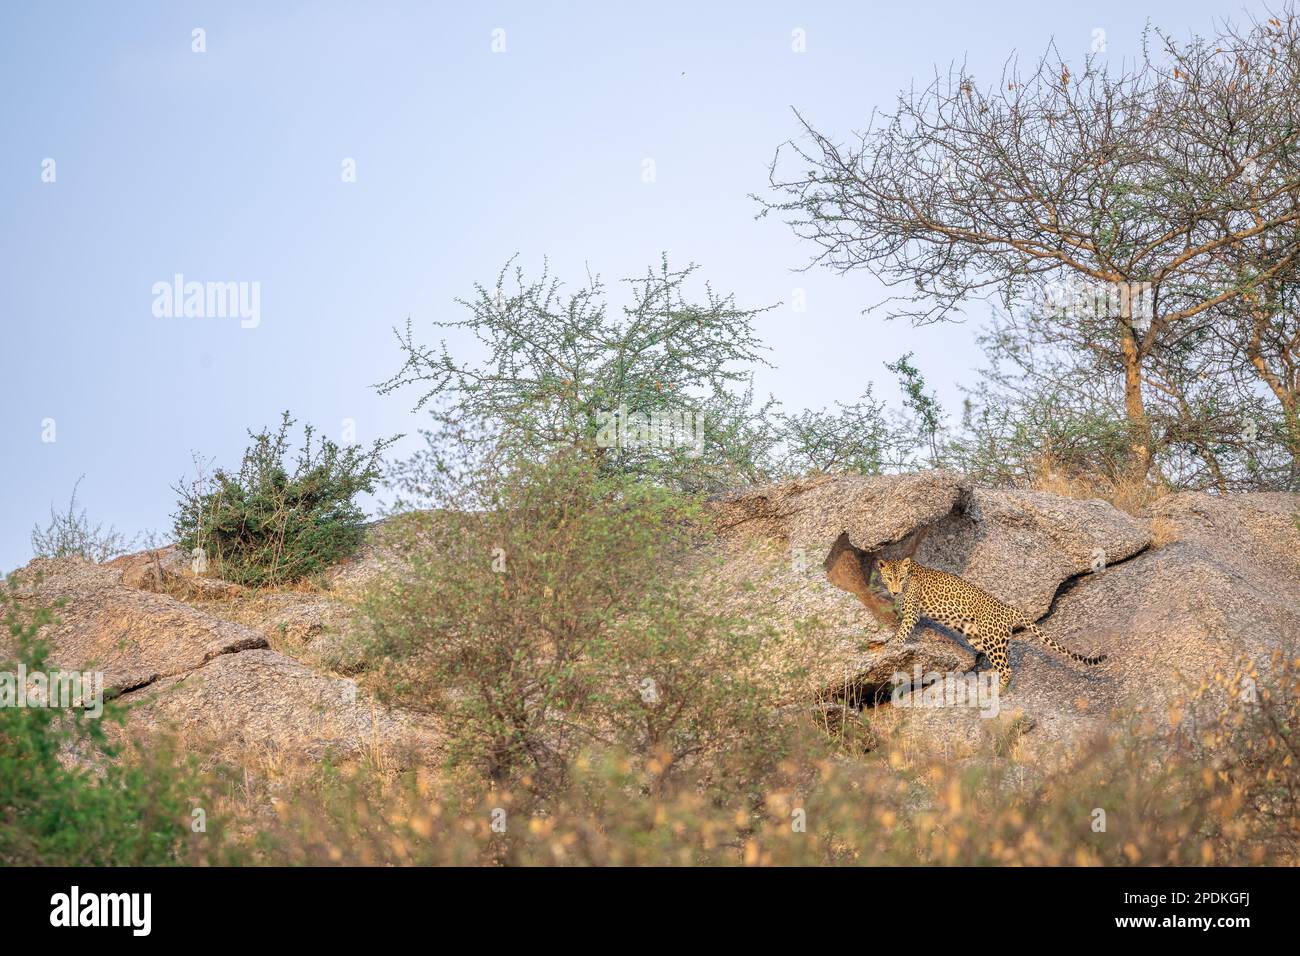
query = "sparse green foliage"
(30, 477, 137, 564)
(378, 256, 780, 493)
(886, 353, 946, 466)
(362, 446, 781, 796)
(771, 386, 906, 475)
(173, 412, 396, 587)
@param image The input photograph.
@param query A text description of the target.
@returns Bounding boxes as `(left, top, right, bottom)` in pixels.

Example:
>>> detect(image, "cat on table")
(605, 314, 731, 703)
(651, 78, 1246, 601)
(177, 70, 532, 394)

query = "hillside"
(8, 473, 1298, 772)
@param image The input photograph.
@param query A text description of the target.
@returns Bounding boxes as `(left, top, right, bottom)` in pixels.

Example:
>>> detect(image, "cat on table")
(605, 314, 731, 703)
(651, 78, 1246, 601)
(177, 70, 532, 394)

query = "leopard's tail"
(1021, 618, 1108, 665)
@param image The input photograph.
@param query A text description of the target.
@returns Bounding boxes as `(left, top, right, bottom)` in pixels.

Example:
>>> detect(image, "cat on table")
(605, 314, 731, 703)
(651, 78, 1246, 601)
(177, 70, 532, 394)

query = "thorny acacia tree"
(759, 7, 1300, 485)
(953, 308, 1296, 492)
(378, 256, 779, 494)
(1216, 220, 1300, 469)
(767, 385, 911, 476)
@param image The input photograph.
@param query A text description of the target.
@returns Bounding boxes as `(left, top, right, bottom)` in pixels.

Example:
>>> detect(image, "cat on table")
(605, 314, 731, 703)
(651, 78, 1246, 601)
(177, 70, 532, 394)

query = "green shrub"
(0, 577, 222, 865)
(173, 412, 395, 587)
(362, 447, 783, 797)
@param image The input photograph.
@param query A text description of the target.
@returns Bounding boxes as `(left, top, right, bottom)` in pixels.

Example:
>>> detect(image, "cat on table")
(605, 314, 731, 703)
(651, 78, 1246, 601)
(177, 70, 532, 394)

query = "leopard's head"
(877, 557, 913, 596)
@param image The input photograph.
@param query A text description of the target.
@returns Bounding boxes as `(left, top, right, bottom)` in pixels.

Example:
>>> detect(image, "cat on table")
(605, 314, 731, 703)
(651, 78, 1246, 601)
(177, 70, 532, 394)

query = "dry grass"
(1149, 514, 1180, 548)
(1029, 456, 1169, 516)
(214, 654, 1298, 865)
(104, 647, 1297, 867)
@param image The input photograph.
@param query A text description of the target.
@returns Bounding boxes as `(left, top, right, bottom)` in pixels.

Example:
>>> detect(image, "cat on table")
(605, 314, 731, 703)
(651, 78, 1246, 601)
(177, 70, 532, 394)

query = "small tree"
(377, 256, 779, 493)
(362, 446, 780, 796)
(885, 353, 946, 467)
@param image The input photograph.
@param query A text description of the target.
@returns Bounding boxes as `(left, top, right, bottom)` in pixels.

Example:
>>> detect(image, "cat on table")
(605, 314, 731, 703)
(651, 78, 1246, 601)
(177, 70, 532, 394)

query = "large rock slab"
(914, 488, 1152, 619)
(1041, 492, 1300, 697)
(119, 648, 442, 764)
(6, 558, 267, 693)
(1149, 491, 1300, 589)
(107, 541, 374, 674)
(6, 556, 441, 767)
(976, 492, 1300, 757)
(713, 471, 971, 554)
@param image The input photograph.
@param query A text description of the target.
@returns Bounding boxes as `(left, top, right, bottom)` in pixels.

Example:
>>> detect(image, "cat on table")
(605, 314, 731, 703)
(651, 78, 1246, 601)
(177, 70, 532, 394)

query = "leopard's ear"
(900, 557, 914, 569)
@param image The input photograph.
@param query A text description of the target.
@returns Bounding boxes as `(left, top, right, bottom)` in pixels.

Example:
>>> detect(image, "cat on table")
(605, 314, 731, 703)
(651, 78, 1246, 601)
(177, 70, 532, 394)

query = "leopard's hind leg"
(962, 623, 989, 674)
(987, 630, 1013, 691)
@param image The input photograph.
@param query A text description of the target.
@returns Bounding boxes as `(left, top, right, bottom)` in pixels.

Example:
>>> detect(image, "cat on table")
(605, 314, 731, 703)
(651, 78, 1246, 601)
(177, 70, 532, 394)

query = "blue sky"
(0, 0, 1255, 572)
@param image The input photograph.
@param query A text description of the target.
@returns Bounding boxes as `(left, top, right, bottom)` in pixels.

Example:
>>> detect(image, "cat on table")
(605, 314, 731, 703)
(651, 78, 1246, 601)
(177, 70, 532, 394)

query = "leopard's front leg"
(892, 590, 920, 643)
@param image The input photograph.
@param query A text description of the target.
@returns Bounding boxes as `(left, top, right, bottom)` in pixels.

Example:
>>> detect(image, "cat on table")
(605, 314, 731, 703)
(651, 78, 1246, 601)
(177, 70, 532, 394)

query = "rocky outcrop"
(918, 488, 1152, 618)
(7, 558, 267, 694)
(10, 476, 1296, 769)
(122, 649, 440, 764)
(711, 476, 1298, 756)
(1042, 492, 1300, 702)
(5, 556, 440, 764)
(714, 471, 971, 554)
(714, 473, 1151, 623)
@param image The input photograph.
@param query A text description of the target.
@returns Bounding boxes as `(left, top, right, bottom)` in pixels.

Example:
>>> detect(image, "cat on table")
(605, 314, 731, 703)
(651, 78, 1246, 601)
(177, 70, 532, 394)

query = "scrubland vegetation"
(245, 654, 1300, 866)
(7, 4, 1300, 865)
(6, 429, 1298, 865)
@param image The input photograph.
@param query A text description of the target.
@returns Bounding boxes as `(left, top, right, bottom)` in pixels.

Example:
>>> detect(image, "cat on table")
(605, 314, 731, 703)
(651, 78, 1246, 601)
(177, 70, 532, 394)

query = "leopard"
(876, 557, 1108, 690)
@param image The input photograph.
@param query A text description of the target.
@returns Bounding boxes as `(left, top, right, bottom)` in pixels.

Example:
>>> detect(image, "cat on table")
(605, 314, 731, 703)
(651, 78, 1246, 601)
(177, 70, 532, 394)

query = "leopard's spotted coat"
(876, 557, 1108, 690)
